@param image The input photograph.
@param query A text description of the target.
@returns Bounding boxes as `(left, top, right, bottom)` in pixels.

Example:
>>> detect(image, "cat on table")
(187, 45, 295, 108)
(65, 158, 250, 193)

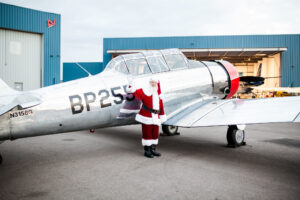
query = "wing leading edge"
(163, 96, 300, 127)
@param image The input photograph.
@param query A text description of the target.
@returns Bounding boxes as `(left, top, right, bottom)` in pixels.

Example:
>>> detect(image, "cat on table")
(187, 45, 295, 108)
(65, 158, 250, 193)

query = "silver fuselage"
(0, 62, 229, 141)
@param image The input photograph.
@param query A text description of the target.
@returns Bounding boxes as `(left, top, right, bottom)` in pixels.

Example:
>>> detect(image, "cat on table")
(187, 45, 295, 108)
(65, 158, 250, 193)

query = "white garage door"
(0, 29, 42, 91)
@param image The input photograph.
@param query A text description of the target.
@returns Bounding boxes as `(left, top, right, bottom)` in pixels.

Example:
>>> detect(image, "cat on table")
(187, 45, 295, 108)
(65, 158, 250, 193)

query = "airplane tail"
(0, 78, 18, 96)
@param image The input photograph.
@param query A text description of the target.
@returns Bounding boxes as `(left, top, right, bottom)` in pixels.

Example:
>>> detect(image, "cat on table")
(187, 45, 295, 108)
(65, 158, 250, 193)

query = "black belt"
(142, 105, 160, 114)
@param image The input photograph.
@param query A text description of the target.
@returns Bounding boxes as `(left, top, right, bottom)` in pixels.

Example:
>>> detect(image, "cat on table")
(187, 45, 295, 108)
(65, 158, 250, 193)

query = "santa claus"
(128, 77, 167, 158)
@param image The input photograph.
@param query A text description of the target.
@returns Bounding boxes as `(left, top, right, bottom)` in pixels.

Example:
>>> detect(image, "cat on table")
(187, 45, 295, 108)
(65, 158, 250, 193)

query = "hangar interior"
(183, 48, 284, 88)
(107, 48, 285, 88)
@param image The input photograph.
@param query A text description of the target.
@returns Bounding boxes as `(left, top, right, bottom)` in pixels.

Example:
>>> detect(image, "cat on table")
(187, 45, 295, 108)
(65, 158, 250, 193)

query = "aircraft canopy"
(105, 49, 192, 75)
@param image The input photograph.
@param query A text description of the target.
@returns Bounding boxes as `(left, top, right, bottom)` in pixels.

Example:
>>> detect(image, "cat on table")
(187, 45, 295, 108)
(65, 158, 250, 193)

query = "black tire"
(226, 126, 235, 145)
(162, 125, 179, 135)
(227, 125, 245, 147)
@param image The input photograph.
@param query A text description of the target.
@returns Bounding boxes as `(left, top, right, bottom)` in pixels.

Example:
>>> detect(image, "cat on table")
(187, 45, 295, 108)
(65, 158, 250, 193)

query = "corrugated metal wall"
(103, 34, 300, 87)
(63, 62, 103, 82)
(0, 29, 42, 90)
(0, 3, 61, 87)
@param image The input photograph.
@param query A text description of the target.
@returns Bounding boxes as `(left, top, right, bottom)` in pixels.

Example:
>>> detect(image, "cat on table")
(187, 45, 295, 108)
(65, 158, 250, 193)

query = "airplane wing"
(163, 96, 300, 127)
(0, 79, 42, 116)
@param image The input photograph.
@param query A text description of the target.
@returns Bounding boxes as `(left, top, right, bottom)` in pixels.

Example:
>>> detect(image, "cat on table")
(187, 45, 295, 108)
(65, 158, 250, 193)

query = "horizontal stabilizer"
(0, 93, 42, 116)
(0, 79, 41, 116)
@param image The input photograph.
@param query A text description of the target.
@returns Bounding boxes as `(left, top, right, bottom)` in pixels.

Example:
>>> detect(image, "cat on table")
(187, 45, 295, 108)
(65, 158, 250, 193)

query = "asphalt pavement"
(0, 123, 300, 200)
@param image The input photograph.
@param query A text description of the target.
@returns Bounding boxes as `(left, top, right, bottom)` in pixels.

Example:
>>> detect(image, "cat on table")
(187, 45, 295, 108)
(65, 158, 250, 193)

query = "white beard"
(151, 85, 158, 94)
(143, 84, 158, 96)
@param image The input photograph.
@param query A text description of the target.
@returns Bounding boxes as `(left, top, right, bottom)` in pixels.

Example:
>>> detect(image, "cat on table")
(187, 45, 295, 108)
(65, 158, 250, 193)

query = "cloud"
(2, 0, 300, 63)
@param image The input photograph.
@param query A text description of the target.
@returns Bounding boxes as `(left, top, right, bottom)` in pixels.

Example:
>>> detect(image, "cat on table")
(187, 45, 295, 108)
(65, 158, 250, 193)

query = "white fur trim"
(142, 139, 158, 146)
(160, 114, 167, 123)
(142, 139, 152, 146)
(152, 139, 158, 145)
(159, 94, 165, 100)
(120, 108, 140, 114)
(152, 91, 159, 110)
(135, 114, 161, 125)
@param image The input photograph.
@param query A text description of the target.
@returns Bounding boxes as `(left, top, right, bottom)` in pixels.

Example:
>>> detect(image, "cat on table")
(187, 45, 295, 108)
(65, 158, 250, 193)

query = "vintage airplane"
(0, 49, 300, 164)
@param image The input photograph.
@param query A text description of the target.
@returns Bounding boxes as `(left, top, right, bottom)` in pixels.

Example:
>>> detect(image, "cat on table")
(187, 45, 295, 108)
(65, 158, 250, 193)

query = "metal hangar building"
(1, 3, 299, 88)
(103, 34, 300, 87)
(0, 3, 60, 91)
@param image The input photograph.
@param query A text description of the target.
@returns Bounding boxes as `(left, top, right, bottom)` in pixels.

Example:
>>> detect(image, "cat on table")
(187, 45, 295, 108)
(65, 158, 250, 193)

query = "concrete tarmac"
(0, 123, 300, 200)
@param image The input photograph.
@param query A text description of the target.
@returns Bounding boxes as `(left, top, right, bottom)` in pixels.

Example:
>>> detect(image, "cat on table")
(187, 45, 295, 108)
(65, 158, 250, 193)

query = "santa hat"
(157, 81, 161, 95)
(149, 77, 159, 83)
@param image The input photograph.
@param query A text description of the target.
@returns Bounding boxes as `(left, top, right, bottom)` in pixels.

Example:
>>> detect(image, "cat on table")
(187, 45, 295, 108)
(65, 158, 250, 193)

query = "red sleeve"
(159, 99, 165, 115)
(129, 87, 145, 101)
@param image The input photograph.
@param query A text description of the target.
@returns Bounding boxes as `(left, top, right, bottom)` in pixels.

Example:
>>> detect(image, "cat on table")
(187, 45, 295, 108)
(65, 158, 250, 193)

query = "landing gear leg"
(0, 153, 2, 165)
(161, 125, 180, 136)
(227, 125, 246, 147)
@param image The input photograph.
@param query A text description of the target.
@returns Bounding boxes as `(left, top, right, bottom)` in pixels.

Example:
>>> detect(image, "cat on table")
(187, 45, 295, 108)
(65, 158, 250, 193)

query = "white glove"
(127, 75, 135, 93)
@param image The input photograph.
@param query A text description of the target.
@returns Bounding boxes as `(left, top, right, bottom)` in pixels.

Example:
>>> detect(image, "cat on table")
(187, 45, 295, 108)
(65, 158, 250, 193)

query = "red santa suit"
(128, 78, 167, 146)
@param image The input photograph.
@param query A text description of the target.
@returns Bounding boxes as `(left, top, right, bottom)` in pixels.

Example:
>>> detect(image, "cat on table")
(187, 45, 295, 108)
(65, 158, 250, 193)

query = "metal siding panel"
(0, 29, 42, 91)
(63, 63, 89, 82)
(0, 3, 61, 87)
(0, 30, 5, 83)
(79, 62, 104, 75)
(63, 62, 103, 82)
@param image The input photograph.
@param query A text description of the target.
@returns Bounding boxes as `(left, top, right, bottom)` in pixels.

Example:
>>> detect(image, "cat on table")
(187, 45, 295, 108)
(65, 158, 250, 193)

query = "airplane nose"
(219, 61, 240, 99)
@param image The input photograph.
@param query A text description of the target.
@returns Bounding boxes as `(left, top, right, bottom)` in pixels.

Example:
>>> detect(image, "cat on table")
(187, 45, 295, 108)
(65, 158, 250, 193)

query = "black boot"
(144, 146, 154, 158)
(150, 145, 161, 157)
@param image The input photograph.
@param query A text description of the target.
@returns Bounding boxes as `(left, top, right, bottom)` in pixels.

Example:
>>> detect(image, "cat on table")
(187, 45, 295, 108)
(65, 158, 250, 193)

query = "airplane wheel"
(162, 125, 179, 135)
(227, 125, 245, 147)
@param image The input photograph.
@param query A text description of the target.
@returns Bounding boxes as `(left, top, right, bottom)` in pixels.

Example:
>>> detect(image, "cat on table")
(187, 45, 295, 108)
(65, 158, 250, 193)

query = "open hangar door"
(0, 28, 42, 91)
(182, 48, 286, 88)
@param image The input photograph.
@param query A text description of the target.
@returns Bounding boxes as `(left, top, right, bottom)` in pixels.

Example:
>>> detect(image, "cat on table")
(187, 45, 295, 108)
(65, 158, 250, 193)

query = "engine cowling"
(218, 61, 240, 99)
(202, 60, 239, 99)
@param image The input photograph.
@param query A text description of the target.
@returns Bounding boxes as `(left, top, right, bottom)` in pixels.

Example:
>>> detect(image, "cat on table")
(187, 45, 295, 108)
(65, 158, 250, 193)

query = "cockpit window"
(146, 55, 169, 73)
(126, 58, 151, 75)
(105, 57, 128, 74)
(114, 60, 129, 74)
(164, 54, 187, 70)
(105, 60, 116, 71)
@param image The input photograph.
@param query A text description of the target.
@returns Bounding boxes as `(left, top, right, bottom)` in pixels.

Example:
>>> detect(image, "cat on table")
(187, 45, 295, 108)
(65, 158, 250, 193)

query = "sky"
(2, 0, 300, 63)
